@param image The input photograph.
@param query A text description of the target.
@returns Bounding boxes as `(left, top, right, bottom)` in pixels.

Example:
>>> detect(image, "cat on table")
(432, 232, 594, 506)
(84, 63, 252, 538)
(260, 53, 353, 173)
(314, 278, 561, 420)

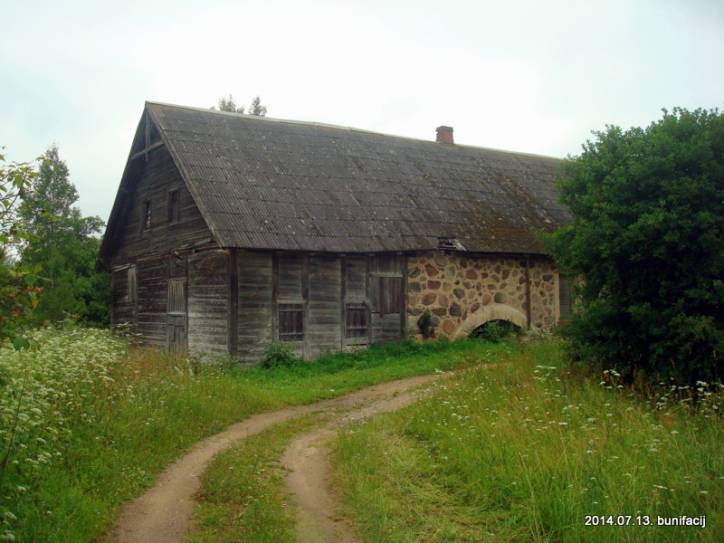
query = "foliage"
(417, 309, 434, 338)
(0, 149, 42, 344)
(547, 108, 723, 385)
(259, 341, 301, 368)
(0, 328, 494, 542)
(247, 96, 267, 117)
(334, 341, 723, 542)
(469, 319, 520, 342)
(18, 146, 110, 327)
(0, 325, 127, 542)
(213, 94, 267, 116)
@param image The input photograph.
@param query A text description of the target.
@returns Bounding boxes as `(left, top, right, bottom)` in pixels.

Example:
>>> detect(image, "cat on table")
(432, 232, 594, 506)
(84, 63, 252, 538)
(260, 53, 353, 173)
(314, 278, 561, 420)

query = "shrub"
(470, 319, 520, 342)
(259, 342, 301, 368)
(417, 310, 434, 338)
(547, 108, 723, 385)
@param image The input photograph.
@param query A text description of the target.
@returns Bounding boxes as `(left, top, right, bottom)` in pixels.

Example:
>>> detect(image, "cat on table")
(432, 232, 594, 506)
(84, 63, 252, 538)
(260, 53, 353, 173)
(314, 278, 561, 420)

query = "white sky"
(1, 0, 722, 221)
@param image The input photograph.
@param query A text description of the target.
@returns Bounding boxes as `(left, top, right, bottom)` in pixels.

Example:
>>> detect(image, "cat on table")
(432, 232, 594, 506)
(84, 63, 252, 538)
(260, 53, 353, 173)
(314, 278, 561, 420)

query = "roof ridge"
(144, 100, 562, 161)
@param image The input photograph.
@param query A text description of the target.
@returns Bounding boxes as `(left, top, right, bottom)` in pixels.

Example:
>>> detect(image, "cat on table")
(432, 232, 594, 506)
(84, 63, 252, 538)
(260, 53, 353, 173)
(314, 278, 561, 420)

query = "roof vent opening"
(436, 126, 454, 144)
(438, 237, 466, 251)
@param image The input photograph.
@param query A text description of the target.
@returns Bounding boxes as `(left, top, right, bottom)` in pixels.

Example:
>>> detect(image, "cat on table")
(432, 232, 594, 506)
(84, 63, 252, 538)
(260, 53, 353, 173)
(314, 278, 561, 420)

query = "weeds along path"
(282, 378, 439, 543)
(108, 373, 440, 543)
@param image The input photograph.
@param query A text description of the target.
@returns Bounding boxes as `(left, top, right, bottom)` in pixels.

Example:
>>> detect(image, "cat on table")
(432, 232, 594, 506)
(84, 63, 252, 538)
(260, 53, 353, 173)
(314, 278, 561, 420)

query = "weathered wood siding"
(108, 144, 218, 346)
(188, 250, 229, 357)
(234, 251, 404, 363)
(369, 254, 405, 342)
(306, 256, 342, 359)
(112, 146, 216, 262)
(237, 251, 273, 361)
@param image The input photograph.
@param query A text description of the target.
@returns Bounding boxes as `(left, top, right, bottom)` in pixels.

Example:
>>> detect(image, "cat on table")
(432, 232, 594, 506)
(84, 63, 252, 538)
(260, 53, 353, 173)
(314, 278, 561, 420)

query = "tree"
(248, 96, 267, 117)
(547, 108, 723, 385)
(216, 94, 245, 114)
(18, 146, 110, 327)
(213, 94, 267, 116)
(0, 149, 41, 343)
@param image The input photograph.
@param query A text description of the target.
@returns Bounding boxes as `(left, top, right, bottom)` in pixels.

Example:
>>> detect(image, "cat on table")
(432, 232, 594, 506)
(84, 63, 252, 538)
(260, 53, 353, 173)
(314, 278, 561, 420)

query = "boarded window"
(279, 303, 304, 341)
(168, 278, 186, 314)
(372, 276, 403, 315)
(167, 190, 180, 223)
(559, 275, 573, 320)
(141, 200, 152, 231)
(345, 304, 369, 339)
(127, 265, 137, 303)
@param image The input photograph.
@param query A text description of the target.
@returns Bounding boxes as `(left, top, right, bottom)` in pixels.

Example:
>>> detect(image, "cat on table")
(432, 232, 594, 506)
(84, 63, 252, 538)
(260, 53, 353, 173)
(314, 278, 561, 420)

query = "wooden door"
(166, 277, 187, 353)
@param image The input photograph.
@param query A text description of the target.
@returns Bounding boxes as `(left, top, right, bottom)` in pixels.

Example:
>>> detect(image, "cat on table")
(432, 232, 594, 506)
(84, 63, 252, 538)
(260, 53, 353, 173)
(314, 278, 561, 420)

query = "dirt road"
(108, 373, 439, 543)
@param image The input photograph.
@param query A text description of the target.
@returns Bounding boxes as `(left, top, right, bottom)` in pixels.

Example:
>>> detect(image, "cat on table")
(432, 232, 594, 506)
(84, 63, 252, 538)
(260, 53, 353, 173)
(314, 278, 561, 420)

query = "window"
(141, 200, 151, 232)
(374, 276, 403, 315)
(559, 275, 573, 320)
(345, 304, 368, 339)
(167, 278, 185, 314)
(167, 190, 179, 224)
(127, 265, 137, 303)
(278, 303, 304, 341)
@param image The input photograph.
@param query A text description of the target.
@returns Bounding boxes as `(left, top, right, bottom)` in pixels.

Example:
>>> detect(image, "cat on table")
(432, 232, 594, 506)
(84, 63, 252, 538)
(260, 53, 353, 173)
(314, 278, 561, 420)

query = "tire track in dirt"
(107, 373, 440, 543)
(282, 379, 438, 543)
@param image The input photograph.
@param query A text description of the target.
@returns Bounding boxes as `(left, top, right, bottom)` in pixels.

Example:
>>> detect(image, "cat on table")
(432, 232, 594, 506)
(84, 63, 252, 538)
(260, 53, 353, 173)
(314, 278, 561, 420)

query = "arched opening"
(470, 319, 522, 341)
(451, 303, 528, 340)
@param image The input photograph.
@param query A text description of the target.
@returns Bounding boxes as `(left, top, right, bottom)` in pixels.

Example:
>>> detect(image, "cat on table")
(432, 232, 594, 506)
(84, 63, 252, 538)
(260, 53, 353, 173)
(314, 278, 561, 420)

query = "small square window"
(279, 303, 304, 341)
(167, 190, 180, 224)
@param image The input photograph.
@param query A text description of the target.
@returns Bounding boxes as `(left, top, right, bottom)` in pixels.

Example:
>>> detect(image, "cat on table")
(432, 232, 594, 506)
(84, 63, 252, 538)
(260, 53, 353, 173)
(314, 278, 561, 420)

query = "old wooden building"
(100, 102, 571, 361)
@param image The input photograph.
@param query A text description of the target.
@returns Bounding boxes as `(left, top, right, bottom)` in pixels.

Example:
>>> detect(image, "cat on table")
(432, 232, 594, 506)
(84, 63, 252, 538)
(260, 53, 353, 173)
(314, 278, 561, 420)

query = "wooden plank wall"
(369, 254, 405, 342)
(112, 146, 216, 263)
(235, 251, 405, 362)
(306, 256, 342, 359)
(237, 251, 273, 361)
(135, 257, 168, 347)
(188, 250, 229, 358)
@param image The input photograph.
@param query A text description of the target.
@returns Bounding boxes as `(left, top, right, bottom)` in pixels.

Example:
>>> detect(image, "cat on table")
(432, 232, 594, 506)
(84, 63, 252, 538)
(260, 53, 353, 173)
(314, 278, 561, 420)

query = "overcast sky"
(1, 0, 722, 221)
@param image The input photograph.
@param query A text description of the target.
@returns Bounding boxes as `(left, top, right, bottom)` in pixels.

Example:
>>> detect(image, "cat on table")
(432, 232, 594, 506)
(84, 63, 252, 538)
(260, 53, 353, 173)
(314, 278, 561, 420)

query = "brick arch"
(452, 303, 528, 339)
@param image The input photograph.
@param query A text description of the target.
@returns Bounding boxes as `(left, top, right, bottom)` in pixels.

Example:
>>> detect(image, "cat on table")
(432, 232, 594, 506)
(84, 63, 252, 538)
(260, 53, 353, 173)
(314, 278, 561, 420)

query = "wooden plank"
(272, 253, 279, 341)
(237, 251, 273, 361)
(401, 254, 408, 338)
(131, 140, 165, 161)
(188, 250, 229, 357)
(306, 255, 341, 359)
(228, 249, 238, 357)
(340, 258, 346, 349)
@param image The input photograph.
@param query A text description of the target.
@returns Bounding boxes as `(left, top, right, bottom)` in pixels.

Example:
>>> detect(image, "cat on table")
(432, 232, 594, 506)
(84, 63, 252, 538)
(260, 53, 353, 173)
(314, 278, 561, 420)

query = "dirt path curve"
(282, 378, 437, 543)
(108, 373, 440, 543)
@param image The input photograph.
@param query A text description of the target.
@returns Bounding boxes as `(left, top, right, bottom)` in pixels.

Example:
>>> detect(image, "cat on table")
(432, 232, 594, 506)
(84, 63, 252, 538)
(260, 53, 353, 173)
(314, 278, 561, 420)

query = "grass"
(0, 326, 508, 542)
(187, 415, 324, 543)
(333, 341, 723, 542)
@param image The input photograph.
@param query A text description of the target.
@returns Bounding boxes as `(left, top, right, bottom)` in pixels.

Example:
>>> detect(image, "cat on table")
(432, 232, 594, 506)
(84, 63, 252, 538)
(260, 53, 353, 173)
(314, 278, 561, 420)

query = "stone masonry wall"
(406, 252, 558, 339)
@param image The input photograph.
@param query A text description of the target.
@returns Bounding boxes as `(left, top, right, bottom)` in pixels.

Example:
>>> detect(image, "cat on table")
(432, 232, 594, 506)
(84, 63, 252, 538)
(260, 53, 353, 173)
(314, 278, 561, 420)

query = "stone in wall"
(406, 252, 559, 339)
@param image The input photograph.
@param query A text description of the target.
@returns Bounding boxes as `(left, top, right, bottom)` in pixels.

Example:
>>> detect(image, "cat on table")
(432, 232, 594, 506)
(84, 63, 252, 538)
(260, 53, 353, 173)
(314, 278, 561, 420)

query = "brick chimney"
(436, 125, 454, 144)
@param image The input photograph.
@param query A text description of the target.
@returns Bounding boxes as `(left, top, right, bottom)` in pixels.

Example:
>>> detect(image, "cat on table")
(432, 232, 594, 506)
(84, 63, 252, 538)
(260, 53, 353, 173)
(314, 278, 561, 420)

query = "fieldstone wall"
(406, 252, 558, 339)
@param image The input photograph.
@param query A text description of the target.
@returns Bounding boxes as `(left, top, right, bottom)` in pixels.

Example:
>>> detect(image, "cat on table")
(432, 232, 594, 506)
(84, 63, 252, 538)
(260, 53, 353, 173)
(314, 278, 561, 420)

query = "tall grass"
(333, 341, 723, 542)
(0, 326, 502, 542)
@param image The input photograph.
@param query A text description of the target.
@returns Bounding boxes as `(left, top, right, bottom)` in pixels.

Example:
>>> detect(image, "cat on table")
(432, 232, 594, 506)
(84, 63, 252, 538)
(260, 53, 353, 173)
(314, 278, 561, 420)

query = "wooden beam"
(131, 140, 164, 161)
(228, 249, 239, 358)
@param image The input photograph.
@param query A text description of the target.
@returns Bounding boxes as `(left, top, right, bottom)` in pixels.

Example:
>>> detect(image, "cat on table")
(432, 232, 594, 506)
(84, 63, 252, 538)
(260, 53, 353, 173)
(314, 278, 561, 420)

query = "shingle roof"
(146, 102, 568, 254)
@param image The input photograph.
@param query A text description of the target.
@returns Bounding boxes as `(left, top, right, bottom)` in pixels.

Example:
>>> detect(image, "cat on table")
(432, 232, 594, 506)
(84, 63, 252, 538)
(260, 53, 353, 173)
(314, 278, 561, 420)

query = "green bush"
(417, 310, 434, 338)
(470, 319, 520, 342)
(547, 108, 723, 385)
(259, 342, 301, 368)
